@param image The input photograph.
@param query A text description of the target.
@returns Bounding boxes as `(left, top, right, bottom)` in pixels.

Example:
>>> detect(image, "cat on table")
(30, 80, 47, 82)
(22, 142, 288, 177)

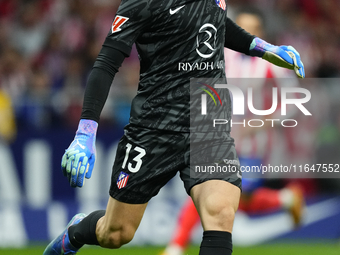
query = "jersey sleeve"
(81, 0, 151, 122)
(103, 0, 152, 56)
(224, 17, 255, 55)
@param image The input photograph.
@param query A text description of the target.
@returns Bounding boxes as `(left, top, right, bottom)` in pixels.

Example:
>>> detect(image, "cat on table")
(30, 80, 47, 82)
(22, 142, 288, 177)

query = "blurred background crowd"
(0, 0, 339, 136)
(0, 0, 138, 135)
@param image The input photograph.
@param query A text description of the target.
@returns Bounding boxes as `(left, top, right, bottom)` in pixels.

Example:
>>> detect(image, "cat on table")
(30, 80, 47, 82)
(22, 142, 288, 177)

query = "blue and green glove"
(249, 37, 305, 78)
(61, 119, 98, 187)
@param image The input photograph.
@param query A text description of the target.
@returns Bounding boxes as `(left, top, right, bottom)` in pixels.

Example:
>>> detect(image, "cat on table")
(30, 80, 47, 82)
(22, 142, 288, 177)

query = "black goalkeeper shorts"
(109, 124, 241, 204)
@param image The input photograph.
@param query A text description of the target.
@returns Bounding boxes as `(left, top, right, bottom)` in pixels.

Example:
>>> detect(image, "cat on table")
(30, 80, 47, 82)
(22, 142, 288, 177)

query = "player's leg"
(182, 128, 241, 255)
(239, 178, 305, 227)
(43, 195, 147, 255)
(190, 180, 240, 255)
(92, 197, 147, 248)
(238, 158, 304, 226)
(242, 187, 282, 213)
(93, 126, 186, 248)
(162, 197, 200, 255)
(243, 185, 304, 226)
(44, 126, 185, 254)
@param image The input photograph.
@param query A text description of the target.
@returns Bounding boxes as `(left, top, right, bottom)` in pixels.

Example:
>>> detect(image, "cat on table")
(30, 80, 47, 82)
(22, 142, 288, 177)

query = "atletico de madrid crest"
(215, 0, 226, 11)
(117, 171, 129, 189)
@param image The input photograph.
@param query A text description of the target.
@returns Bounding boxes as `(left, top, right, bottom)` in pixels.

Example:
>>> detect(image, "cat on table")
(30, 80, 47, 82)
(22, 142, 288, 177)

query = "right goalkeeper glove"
(249, 37, 305, 78)
(61, 119, 98, 187)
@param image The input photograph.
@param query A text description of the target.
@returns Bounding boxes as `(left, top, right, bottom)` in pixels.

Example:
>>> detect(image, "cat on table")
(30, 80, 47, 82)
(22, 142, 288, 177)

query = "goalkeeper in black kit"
(43, 0, 304, 255)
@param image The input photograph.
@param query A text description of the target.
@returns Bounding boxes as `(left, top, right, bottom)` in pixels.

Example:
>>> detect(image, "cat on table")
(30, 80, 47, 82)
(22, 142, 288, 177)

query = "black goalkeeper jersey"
(83, 0, 254, 132)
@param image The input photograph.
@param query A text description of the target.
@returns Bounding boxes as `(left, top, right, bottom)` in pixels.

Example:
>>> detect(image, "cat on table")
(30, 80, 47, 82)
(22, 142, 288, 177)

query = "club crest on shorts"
(117, 171, 129, 189)
(214, 0, 226, 11)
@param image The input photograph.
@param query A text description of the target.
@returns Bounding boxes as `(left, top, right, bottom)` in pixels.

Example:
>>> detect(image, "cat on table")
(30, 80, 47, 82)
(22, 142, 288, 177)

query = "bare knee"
(96, 216, 136, 249)
(203, 196, 237, 230)
(95, 198, 147, 249)
(191, 181, 240, 232)
(97, 225, 136, 249)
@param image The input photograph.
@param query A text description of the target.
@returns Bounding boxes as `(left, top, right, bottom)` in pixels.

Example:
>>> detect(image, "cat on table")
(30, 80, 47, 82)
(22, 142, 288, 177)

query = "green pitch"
(1, 243, 340, 255)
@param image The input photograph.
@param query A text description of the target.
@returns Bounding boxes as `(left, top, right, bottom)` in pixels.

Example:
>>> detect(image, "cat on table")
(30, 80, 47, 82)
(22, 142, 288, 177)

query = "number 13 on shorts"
(122, 143, 146, 173)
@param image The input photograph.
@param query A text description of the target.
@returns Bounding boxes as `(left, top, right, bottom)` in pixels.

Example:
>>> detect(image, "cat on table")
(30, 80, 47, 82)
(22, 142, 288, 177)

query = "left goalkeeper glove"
(61, 119, 97, 187)
(249, 37, 305, 78)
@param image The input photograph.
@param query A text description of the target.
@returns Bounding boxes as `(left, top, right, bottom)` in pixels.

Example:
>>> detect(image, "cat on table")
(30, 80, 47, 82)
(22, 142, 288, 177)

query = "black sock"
(68, 210, 105, 248)
(199, 231, 233, 255)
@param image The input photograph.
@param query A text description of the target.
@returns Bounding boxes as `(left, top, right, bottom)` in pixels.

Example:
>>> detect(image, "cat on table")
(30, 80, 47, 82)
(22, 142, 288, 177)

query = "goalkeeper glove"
(249, 37, 305, 78)
(61, 119, 98, 187)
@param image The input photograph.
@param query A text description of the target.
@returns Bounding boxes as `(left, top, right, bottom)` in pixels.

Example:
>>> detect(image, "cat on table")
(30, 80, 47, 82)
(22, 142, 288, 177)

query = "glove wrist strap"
(76, 119, 98, 137)
(249, 37, 268, 58)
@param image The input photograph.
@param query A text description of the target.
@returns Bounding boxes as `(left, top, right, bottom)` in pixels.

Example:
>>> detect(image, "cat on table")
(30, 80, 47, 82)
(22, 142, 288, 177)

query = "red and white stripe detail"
(117, 173, 129, 189)
(216, 0, 226, 11)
